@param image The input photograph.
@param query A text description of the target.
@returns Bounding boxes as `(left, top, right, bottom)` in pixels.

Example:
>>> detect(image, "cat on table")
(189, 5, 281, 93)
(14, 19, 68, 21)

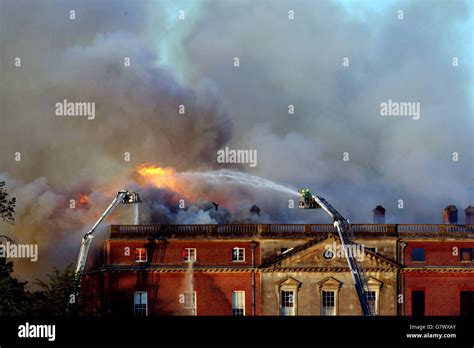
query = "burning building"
(81, 205, 474, 316)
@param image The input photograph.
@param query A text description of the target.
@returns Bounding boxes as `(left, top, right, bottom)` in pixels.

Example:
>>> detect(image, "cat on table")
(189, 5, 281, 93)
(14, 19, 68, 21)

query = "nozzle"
(121, 191, 141, 204)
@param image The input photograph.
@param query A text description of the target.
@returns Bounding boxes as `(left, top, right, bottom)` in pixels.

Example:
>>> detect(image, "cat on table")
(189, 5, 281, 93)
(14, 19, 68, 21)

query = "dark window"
(365, 247, 377, 253)
(460, 291, 474, 317)
(134, 291, 147, 316)
(366, 291, 378, 314)
(412, 248, 425, 261)
(412, 290, 425, 317)
(461, 248, 472, 262)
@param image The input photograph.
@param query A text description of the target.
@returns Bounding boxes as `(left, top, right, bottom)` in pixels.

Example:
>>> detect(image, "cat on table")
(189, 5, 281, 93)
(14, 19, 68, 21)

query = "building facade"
(399, 225, 474, 316)
(82, 223, 474, 316)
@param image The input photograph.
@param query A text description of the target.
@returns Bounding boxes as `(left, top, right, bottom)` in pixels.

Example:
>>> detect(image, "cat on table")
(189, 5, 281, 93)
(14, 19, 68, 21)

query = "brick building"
(82, 220, 474, 316)
(399, 225, 474, 316)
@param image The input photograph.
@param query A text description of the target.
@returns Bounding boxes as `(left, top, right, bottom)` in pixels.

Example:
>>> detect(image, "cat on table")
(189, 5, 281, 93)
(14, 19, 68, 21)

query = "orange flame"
(79, 194, 90, 205)
(134, 163, 178, 191)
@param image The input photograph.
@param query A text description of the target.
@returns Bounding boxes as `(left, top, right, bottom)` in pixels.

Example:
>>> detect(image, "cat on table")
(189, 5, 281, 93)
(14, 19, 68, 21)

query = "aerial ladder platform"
(298, 189, 375, 316)
(74, 190, 141, 283)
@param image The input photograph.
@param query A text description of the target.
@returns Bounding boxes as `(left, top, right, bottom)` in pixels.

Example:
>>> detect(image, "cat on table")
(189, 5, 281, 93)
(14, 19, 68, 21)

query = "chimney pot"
(443, 205, 458, 224)
(373, 205, 386, 224)
(465, 205, 474, 225)
(250, 205, 261, 216)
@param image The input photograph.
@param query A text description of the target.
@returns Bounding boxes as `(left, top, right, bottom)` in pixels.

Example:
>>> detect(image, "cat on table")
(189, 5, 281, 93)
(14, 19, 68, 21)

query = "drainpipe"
(250, 241, 257, 316)
(399, 240, 407, 316)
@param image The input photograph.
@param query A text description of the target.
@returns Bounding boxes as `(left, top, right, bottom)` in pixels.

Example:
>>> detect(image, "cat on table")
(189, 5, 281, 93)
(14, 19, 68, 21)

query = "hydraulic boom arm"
(298, 189, 374, 316)
(74, 190, 141, 279)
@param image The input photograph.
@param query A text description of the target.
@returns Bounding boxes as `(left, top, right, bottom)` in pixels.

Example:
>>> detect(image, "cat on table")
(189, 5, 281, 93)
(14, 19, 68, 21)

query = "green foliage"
(0, 181, 16, 224)
(0, 260, 31, 315)
(31, 264, 80, 316)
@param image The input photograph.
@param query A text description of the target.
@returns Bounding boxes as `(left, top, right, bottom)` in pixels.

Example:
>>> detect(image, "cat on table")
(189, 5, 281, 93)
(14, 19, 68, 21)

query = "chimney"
(443, 205, 458, 224)
(250, 205, 261, 216)
(373, 205, 386, 224)
(465, 206, 474, 225)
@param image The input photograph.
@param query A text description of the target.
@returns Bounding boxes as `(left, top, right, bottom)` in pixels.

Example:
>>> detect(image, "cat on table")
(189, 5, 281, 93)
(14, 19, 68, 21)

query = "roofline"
(109, 224, 474, 240)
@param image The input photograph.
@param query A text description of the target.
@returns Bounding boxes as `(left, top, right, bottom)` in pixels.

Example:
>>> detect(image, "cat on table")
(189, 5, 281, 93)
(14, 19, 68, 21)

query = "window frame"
(134, 291, 148, 317)
(232, 247, 245, 262)
(280, 290, 296, 316)
(232, 290, 245, 316)
(183, 248, 197, 263)
(366, 290, 379, 315)
(183, 291, 197, 316)
(134, 247, 147, 263)
(321, 290, 336, 316)
(460, 248, 473, 262)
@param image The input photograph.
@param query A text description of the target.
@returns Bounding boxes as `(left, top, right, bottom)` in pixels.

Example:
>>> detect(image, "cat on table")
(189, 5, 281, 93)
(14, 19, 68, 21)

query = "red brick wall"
(84, 271, 260, 316)
(106, 240, 260, 266)
(404, 272, 474, 315)
(404, 241, 474, 266)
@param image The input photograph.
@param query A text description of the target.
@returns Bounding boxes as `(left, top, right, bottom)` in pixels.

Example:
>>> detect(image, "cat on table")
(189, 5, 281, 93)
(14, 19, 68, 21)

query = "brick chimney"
(465, 206, 474, 225)
(443, 205, 458, 224)
(373, 205, 386, 224)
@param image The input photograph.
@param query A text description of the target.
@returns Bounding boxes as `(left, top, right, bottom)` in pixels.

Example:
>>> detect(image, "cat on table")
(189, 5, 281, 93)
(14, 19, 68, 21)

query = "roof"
(109, 224, 474, 240)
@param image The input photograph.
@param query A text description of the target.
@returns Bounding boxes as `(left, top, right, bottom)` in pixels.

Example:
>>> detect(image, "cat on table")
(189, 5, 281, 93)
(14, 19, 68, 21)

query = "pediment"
(264, 233, 397, 270)
(367, 276, 384, 288)
(278, 277, 302, 289)
(317, 276, 343, 289)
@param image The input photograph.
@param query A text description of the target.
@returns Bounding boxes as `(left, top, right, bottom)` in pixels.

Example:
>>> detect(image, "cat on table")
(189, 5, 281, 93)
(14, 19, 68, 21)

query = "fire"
(79, 194, 90, 205)
(134, 163, 178, 191)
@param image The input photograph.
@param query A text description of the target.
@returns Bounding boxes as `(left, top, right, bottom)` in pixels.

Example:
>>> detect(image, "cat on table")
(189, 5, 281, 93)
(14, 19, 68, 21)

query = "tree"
(0, 181, 16, 224)
(0, 182, 28, 315)
(31, 264, 80, 316)
(0, 260, 31, 315)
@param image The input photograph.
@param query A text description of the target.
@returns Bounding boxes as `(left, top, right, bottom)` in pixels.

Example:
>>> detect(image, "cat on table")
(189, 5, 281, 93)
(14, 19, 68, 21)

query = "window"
(412, 248, 425, 261)
(134, 248, 147, 262)
(280, 247, 288, 254)
(183, 248, 196, 262)
(134, 291, 148, 316)
(322, 290, 336, 316)
(412, 290, 425, 316)
(461, 248, 472, 262)
(366, 290, 378, 315)
(280, 290, 295, 316)
(460, 291, 474, 317)
(232, 291, 245, 316)
(365, 247, 377, 253)
(183, 291, 196, 316)
(232, 247, 245, 262)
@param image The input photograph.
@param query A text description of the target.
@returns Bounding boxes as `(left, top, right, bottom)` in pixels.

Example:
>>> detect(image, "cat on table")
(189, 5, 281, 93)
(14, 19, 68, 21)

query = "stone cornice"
(402, 267, 474, 273)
